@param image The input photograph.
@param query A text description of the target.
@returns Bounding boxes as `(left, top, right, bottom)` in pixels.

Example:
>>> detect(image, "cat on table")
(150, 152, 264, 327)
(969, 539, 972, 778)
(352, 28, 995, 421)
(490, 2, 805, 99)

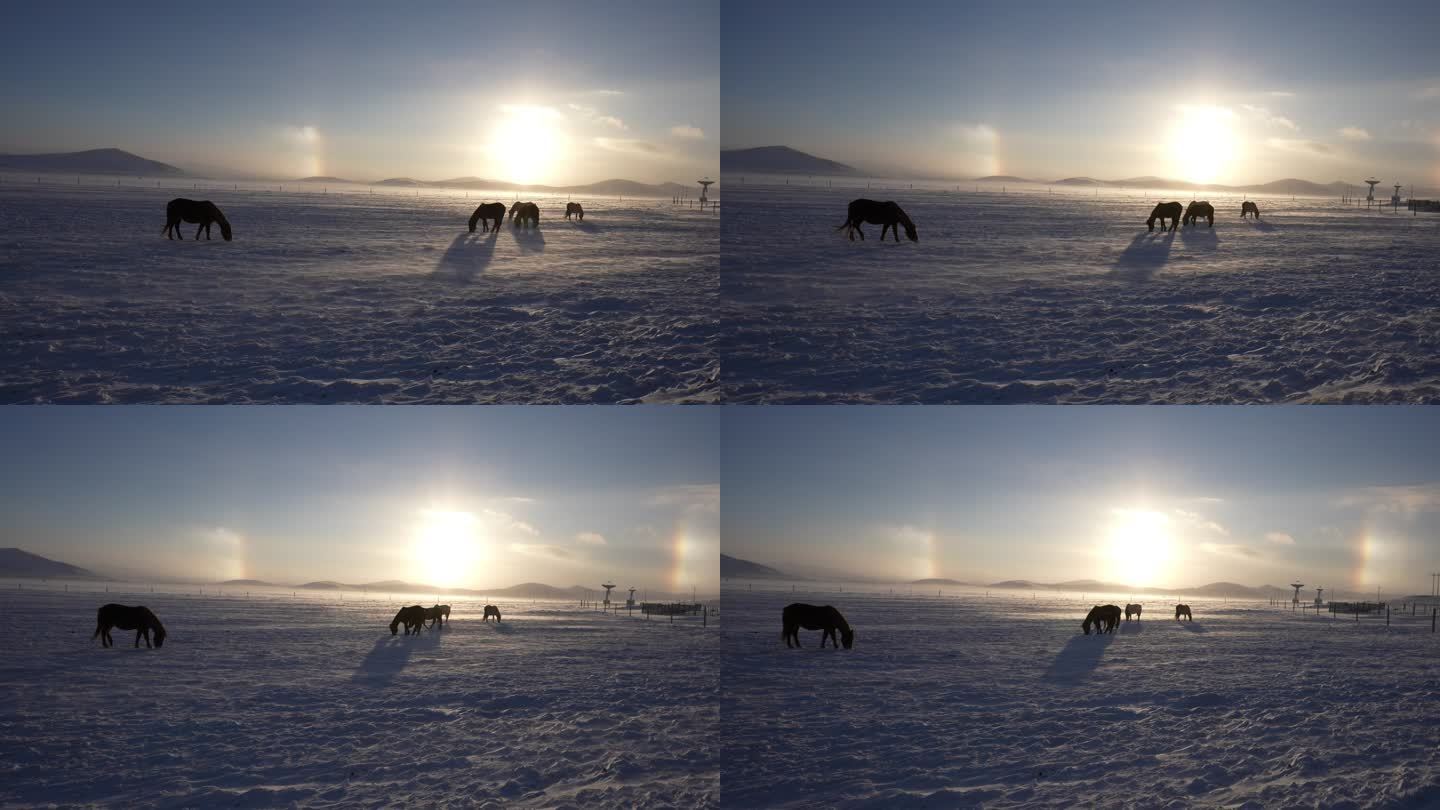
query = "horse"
(390, 605, 427, 636)
(163, 198, 232, 241)
(837, 199, 917, 242)
(1184, 201, 1215, 227)
(782, 603, 854, 649)
(483, 605, 502, 622)
(565, 202, 584, 221)
(93, 604, 167, 649)
(1082, 604, 1122, 635)
(1125, 603, 1143, 621)
(468, 202, 507, 233)
(427, 604, 450, 627)
(1175, 604, 1193, 621)
(509, 202, 540, 229)
(1146, 202, 1183, 232)
(1241, 201, 1261, 219)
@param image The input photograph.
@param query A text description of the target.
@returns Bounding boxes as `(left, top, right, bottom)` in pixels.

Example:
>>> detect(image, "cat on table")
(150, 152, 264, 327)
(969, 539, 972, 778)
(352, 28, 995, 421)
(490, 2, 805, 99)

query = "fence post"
(1387, 607, 1390, 626)
(1433, 608, 1436, 633)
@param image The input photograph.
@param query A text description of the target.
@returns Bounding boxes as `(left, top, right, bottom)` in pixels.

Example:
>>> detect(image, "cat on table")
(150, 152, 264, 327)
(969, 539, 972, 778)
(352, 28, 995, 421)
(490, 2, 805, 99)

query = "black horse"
(1125, 603, 1143, 621)
(1184, 201, 1215, 227)
(390, 605, 427, 636)
(483, 604, 502, 622)
(1241, 201, 1261, 219)
(1082, 604, 1121, 635)
(428, 604, 450, 627)
(837, 199, 917, 242)
(93, 604, 167, 648)
(1146, 202, 1183, 232)
(468, 203, 507, 233)
(508, 201, 540, 228)
(163, 198, 232, 241)
(782, 603, 854, 649)
(1175, 604, 1193, 621)
(565, 202, 584, 221)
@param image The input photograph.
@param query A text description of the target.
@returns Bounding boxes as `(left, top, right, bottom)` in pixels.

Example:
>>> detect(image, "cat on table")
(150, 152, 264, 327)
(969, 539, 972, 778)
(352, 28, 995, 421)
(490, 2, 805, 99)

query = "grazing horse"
(390, 605, 427, 636)
(1175, 604, 1193, 621)
(93, 604, 167, 649)
(427, 604, 450, 627)
(837, 199, 918, 242)
(510, 202, 540, 229)
(468, 202, 507, 233)
(163, 198, 232, 241)
(1146, 202, 1183, 232)
(565, 202, 584, 221)
(1125, 603, 1143, 621)
(483, 604, 502, 622)
(1241, 201, 1261, 219)
(1082, 604, 1122, 635)
(1183, 201, 1215, 227)
(782, 603, 854, 649)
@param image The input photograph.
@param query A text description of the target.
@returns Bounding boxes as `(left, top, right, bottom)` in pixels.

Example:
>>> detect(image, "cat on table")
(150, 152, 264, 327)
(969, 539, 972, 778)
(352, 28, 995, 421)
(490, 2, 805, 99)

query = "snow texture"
(722, 582, 1440, 809)
(0, 583, 717, 808)
(0, 178, 717, 403)
(721, 179, 1440, 403)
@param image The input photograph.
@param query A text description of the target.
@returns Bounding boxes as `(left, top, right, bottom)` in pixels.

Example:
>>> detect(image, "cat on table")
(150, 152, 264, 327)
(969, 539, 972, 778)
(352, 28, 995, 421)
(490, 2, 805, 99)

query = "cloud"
(598, 116, 627, 130)
(509, 543, 573, 561)
(1241, 105, 1297, 131)
(1338, 485, 1440, 514)
(482, 508, 538, 536)
(593, 89, 624, 96)
(1173, 508, 1229, 536)
(1267, 138, 1334, 156)
(594, 137, 662, 155)
(1265, 532, 1296, 545)
(670, 124, 705, 139)
(1266, 90, 1296, 98)
(1339, 126, 1372, 141)
(647, 483, 720, 513)
(1200, 542, 1260, 559)
(576, 532, 607, 545)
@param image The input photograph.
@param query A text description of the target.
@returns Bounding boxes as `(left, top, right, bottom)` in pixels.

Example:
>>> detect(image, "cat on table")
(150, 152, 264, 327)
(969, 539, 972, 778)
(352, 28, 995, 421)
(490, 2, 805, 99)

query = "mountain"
(721, 554, 795, 580)
(0, 548, 106, 579)
(985, 578, 1297, 600)
(989, 580, 1042, 589)
(1053, 176, 1104, 186)
(297, 581, 344, 590)
(375, 177, 425, 186)
(296, 176, 351, 183)
(909, 578, 972, 586)
(721, 146, 859, 176)
(974, 175, 1031, 183)
(0, 148, 185, 176)
(217, 579, 273, 587)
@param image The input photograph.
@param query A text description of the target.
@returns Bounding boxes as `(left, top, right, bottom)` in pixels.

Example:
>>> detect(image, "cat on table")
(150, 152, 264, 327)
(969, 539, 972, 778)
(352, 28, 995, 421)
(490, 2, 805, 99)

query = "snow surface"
(0, 582, 717, 808)
(722, 582, 1440, 809)
(0, 177, 717, 403)
(721, 179, 1440, 403)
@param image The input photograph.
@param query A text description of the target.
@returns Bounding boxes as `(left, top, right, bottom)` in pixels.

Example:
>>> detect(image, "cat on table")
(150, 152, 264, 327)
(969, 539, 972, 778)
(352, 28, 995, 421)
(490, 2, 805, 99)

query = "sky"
(0, 1, 717, 185)
(723, 0, 1440, 188)
(723, 407, 1440, 596)
(0, 408, 718, 595)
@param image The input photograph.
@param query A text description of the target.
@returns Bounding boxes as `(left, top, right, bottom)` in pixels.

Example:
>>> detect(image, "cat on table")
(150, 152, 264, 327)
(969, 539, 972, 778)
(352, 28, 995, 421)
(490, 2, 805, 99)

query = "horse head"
(151, 622, 167, 648)
(1146, 216, 1157, 232)
(840, 628, 855, 649)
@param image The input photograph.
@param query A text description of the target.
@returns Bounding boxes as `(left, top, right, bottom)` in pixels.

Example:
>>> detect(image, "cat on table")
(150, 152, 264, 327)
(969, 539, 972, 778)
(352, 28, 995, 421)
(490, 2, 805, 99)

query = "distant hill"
(217, 579, 273, 587)
(1054, 177, 1103, 186)
(721, 145, 859, 176)
(975, 175, 1030, 183)
(986, 578, 1294, 600)
(909, 578, 972, 586)
(0, 548, 106, 579)
(721, 554, 795, 580)
(297, 581, 344, 590)
(296, 176, 351, 183)
(351, 176, 690, 197)
(375, 177, 425, 187)
(0, 148, 185, 176)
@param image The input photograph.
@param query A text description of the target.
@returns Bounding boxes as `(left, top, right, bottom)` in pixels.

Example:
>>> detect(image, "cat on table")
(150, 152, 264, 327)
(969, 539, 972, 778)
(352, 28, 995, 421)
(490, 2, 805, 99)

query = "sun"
(487, 105, 568, 186)
(1167, 105, 1239, 185)
(412, 509, 485, 589)
(1106, 509, 1173, 588)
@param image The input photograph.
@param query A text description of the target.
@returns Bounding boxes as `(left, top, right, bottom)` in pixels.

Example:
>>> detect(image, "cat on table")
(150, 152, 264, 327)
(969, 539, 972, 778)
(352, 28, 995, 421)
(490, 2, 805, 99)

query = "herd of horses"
(1147, 200, 1260, 232)
(1083, 602, 1192, 634)
(161, 198, 592, 241)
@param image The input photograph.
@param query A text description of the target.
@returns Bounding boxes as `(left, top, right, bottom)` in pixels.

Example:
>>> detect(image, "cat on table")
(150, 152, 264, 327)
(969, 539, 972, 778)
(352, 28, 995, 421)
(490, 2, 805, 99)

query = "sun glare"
(412, 509, 485, 588)
(1106, 509, 1173, 588)
(488, 105, 568, 185)
(1167, 105, 1239, 185)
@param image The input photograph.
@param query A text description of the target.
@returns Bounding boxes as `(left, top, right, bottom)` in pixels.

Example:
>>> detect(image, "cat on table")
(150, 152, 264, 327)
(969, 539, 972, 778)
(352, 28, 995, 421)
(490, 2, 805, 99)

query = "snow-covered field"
(722, 582, 1440, 808)
(0, 583, 717, 808)
(0, 178, 717, 403)
(721, 179, 1440, 403)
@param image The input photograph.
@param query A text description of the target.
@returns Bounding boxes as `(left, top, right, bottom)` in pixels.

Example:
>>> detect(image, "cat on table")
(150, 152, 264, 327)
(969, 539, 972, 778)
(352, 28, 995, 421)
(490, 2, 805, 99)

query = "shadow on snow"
(433, 231, 498, 282)
(1043, 631, 1114, 685)
(1109, 231, 1175, 280)
(351, 627, 443, 687)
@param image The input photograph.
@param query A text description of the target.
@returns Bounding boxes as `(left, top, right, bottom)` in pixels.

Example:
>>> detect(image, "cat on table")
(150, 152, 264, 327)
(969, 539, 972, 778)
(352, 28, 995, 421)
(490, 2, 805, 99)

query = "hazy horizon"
(1, 1, 717, 185)
(0, 408, 719, 593)
(723, 0, 1440, 189)
(722, 407, 1440, 595)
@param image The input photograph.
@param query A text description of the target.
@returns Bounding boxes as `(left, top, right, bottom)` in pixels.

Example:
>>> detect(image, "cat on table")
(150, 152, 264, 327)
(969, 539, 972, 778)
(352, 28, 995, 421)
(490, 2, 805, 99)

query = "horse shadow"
(1245, 220, 1277, 232)
(1179, 622, 1207, 633)
(350, 630, 442, 687)
(1110, 232, 1175, 280)
(570, 220, 602, 234)
(487, 621, 515, 635)
(1179, 226, 1221, 250)
(511, 226, 546, 253)
(433, 231, 498, 282)
(1120, 620, 1144, 635)
(1043, 632, 1114, 685)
